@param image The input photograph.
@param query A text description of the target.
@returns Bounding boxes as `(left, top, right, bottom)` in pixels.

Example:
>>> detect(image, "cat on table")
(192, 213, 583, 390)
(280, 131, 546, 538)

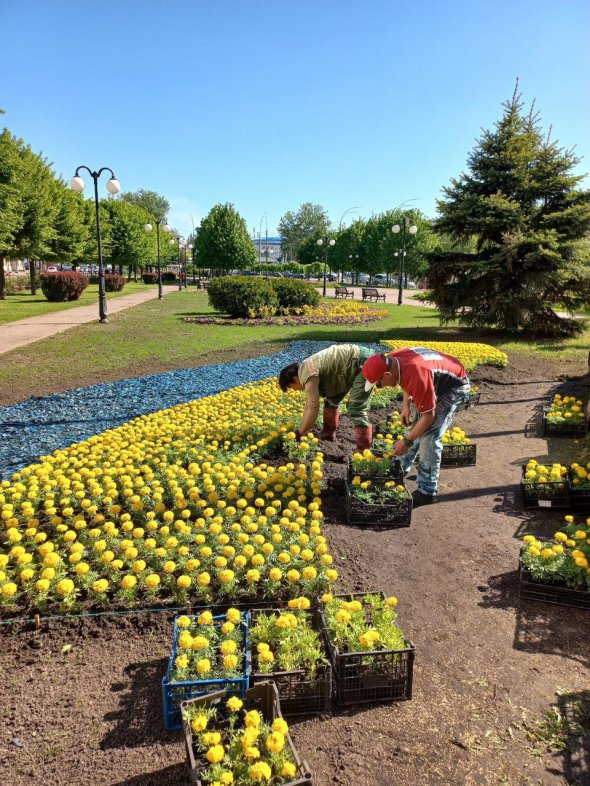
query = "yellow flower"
(92, 578, 109, 594)
(56, 578, 75, 596)
(226, 696, 243, 712)
(205, 744, 225, 764)
(121, 575, 137, 590)
(198, 610, 214, 625)
(197, 658, 211, 675)
(266, 731, 285, 753)
(191, 713, 208, 732)
(223, 653, 238, 670)
(244, 709, 261, 728)
(1, 582, 18, 597)
(249, 761, 271, 781)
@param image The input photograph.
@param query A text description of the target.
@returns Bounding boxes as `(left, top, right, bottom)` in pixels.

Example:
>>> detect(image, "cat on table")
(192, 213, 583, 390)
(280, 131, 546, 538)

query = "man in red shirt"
(362, 347, 470, 507)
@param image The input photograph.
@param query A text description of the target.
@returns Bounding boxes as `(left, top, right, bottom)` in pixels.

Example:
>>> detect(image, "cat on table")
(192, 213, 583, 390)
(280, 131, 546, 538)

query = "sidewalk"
(319, 285, 433, 307)
(0, 286, 178, 355)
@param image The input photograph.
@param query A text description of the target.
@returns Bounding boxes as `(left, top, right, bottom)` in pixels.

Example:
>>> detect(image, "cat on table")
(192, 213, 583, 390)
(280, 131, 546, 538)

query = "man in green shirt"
(278, 343, 375, 449)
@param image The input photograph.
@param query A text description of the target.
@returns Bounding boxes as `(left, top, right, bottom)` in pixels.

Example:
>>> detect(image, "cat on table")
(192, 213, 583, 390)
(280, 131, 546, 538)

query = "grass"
(0, 288, 589, 405)
(0, 281, 150, 325)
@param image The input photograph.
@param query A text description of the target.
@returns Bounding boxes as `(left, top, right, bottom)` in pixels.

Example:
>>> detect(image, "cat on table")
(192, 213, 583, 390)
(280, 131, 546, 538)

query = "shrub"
(270, 278, 320, 311)
(5, 275, 33, 293)
(89, 274, 126, 291)
(142, 272, 159, 284)
(162, 271, 176, 282)
(39, 271, 89, 302)
(207, 276, 279, 318)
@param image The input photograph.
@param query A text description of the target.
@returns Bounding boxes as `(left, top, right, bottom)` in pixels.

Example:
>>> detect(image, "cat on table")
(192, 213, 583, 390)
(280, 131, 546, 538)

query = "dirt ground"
(1, 351, 589, 786)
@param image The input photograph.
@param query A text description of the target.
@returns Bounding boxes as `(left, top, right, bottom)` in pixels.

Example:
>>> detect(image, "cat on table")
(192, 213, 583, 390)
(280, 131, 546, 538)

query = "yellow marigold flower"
(198, 610, 213, 625)
(1, 582, 18, 597)
(92, 578, 109, 594)
(197, 658, 211, 675)
(282, 761, 296, 778)
(35, 579, 50, 593)
(249, 761, 272, 781)
(220, 639, 237, 655)
(145, 574, 161, 589)
(191, 713, 208, 732)
(191, 635, 209, 651)
(223, 653, 238, 670)
(226, 696, 243, 712)
(244, 709, 261, 728)
(121, 574, 137, 590)
(176, 575, 191, 589)
(205, 744, 225, 764)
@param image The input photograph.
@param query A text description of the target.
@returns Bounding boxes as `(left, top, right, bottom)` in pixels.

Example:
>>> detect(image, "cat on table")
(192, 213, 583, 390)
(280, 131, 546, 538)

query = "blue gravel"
(0, 340, 385, 480)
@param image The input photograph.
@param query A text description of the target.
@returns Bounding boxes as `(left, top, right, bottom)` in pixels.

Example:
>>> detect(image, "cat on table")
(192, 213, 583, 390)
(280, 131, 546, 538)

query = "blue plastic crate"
(162, 612, 250, 730)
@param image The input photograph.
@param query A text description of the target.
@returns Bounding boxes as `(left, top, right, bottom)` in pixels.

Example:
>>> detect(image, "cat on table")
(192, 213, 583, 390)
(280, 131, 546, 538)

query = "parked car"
(326, 273, 338, 282)
(46, 266, 58, 272)
(373, 274, 388, 284)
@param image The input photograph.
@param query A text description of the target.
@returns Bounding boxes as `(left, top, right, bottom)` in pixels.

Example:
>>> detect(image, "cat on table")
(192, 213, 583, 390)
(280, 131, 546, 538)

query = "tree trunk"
(30, 259, 37, 295)
(0, 258, 6, 300)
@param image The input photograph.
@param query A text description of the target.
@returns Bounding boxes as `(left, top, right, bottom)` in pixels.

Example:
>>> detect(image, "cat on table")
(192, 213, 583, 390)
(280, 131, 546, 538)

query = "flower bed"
(440, 427, 476, 468)
(181, 682, 312, 786)
(520, 516, 590, 598)
(0, 379, 339, 613)
(318, 592, 415, 706)
(345, 478, 412, 528)
(542, 395, 588, 437)
(184, 302, 387, 327)
(380, 340, 508, 371)
(162, 608, 250, 730)
(249, 603, 331, 717)
(520, 460, 569, 509)
(347, 450, 403, 483)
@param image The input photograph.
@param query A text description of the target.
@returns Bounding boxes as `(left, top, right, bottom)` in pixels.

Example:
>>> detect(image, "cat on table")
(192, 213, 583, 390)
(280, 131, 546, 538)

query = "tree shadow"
(478, 571, 590, 670)
(101, 657, 179, 750)
(107, 762, 187, 786)
(544, 689, 590, 786)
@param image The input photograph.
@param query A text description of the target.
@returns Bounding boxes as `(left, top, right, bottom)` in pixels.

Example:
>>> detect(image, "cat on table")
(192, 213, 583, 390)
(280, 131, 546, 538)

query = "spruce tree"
(429, 85, 590, 335)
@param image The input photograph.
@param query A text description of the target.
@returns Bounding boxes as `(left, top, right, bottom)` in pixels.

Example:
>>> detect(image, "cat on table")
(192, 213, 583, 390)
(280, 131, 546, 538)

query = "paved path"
(0, 286, 178, 355)
(319, 285, 433, 307)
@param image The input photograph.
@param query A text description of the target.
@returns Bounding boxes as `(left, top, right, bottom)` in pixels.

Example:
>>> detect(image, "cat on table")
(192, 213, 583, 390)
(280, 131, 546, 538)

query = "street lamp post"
(171, 235, 185, 291)
(70, 166, 121, 323)
(348, 253, 359, 285)
(392, 217, 418, 305)
(317, 237, 335, 297)
(145, 217, 171, 299)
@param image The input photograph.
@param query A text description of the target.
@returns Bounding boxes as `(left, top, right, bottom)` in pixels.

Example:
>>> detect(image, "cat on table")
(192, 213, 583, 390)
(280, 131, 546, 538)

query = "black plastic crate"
(521, 464, 570, 509)
(519, 558, 590, 611)
(318, 593, 415, 707)
(346, 457, 404, 483)
(440, 443, 477, 468)
(344, 480, 412, 528)
(569, 472, 590, 513)
(542, 406, 589, 438)
(181, 682, 313, 786)
(248, 608, 332, 717)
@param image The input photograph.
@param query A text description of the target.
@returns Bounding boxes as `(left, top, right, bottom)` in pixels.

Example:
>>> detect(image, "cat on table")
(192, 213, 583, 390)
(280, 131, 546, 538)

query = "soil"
(1, 351, 590, 786)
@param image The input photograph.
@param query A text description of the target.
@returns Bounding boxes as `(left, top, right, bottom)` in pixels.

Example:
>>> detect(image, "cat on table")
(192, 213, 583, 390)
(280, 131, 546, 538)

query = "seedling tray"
(542, 406, 588, 438)
(344, 480, 412, 528)
(519, 558, 590, 611)
(521, 464, 569, 509)
(346, 458, 404, 483)
(162, 612, 250, 730)
(249, 608, 332, 717)
(318, 592, 415, 707)
(569, 472, 590, 513)
(440, 443, 477, 468)
(181, 682, 313, 786)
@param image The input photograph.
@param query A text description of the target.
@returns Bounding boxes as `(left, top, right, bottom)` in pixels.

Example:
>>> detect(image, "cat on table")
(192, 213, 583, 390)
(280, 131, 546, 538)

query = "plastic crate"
(318, 592, 415, 707)
(181, 682, 313, 786)
(520, 464, 570, 509)
(519, 558, 590, 611)
(344, 480, 412, 528)
(162, 612, 250, 730)
(542, 406, 589, 438)
(569, 472, 590, 513)
(346, 457, 404, 483)
(248, 608, 332, 717)
(440, 443, 477, 468)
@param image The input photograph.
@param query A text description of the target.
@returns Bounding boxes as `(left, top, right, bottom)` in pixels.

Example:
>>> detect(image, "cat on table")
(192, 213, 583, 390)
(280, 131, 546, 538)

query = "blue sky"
(2, 0, 589, 237)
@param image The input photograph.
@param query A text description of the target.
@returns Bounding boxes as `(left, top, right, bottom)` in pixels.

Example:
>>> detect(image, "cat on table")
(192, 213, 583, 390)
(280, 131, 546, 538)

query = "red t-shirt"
(387, 347, 467, 414)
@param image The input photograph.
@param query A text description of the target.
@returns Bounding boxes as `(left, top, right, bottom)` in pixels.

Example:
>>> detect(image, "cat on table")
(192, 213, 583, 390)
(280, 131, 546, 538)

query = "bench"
(334, 286, 354, 299)
(362, 287, 386, 302)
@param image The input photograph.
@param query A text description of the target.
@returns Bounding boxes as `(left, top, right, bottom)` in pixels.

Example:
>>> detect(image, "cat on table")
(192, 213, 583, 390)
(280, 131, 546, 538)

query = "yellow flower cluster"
(182, 694, 297, 784)
(522, 459, 567, 484)
(571, 461, 590, 488)
(249, 607, 325, 674)
(441, 427, 470, 446)
(170, 608, 245, 683)
(0, 379, 339, 610)
(322, 592, 405, 653)
(546, 394, 586, 425)
(380, 340, 508, 371)
(522, 516, 590, 588)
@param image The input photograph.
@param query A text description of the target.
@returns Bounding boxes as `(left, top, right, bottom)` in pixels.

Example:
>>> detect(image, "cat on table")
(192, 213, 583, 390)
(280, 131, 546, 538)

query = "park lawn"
(0, 288, 588, 404)
(0, 281, 150, 325)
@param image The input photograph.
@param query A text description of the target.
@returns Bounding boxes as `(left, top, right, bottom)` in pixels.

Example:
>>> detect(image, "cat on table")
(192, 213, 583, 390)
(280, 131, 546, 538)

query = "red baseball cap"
(362, 353, 390, 391)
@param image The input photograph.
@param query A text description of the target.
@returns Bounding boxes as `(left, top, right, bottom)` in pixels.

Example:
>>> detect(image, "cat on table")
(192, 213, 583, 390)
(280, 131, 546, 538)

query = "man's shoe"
(354, 425, 373, 450)
(318, 407, 340, 441)
(412, 490, 436, 508)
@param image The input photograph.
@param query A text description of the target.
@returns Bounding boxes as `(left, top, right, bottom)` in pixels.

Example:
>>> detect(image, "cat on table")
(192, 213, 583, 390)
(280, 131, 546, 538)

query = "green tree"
(278, 202, 331, 261)
(195, 203, 256, 273)
(121, 189, 170, 221)
(429, 86, 590, 335)
(0, 126, 25, 299)
(105, 199, 153, 277)
(46, 185, 90, 269)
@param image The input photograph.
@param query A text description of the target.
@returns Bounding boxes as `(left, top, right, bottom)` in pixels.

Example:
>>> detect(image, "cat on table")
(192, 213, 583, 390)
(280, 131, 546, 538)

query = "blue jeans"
(400, 381, 470, 496)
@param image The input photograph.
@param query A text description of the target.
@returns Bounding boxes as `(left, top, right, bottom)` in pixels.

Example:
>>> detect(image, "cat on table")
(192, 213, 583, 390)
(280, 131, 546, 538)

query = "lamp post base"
(99, 317, 109, 324)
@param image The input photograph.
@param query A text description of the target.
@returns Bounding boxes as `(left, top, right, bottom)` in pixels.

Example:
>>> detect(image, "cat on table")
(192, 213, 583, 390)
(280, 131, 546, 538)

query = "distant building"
(252, 236, 283, 262)
(3, 259, 28, 275)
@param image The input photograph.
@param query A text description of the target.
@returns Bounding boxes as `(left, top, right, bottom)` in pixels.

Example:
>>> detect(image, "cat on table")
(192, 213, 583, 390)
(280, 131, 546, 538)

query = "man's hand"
(393, 439, 408, 456)
(401, 406, 410, 427)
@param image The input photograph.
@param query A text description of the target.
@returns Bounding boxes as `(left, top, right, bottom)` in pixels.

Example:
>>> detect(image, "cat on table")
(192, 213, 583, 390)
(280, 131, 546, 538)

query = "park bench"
(362, 287, 386, 302)
(334, 286, 354, 299)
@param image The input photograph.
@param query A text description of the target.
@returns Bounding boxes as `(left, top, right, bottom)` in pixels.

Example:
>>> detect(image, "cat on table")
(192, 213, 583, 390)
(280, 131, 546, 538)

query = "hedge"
(271, 278, 320, 310)
(39, 271, 89, 302)
(142, 272, 159, 284)
(207, 276, 279, 318)
(89, 274, 126, 291)
(162, 271, 176, 282)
